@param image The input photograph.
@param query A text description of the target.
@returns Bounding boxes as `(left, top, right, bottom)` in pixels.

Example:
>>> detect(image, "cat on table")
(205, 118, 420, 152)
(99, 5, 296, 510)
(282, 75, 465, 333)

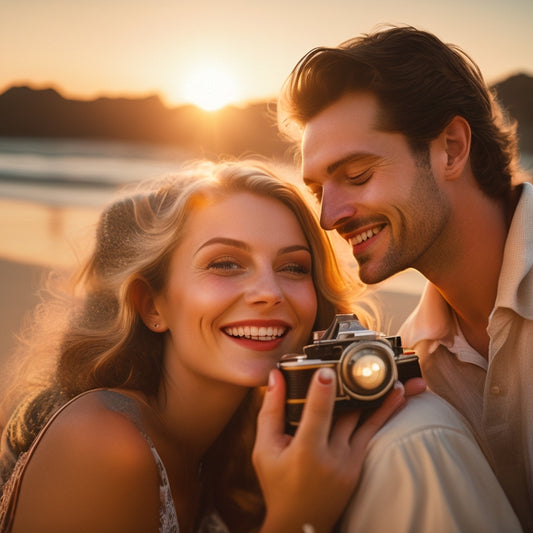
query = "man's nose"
(319, 185, 356, 230)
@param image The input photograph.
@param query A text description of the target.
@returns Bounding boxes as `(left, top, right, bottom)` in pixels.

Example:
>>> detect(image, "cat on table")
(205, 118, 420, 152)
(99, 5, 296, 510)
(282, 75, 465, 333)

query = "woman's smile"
(222, 319, 290, 351)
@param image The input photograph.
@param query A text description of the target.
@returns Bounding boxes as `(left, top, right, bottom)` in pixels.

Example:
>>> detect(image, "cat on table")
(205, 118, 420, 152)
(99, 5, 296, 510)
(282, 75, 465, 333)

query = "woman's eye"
(207, 258, 243, 273)
(280, 263, 311, 276)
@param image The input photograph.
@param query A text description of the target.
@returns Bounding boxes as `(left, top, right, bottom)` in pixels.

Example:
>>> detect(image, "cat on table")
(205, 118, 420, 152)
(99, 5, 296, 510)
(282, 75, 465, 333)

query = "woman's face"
(154, 192, 318, 389)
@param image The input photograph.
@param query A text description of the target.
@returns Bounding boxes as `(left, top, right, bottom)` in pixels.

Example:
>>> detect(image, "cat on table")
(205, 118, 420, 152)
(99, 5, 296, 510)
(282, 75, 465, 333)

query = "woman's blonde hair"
(0, 159, 369, 531)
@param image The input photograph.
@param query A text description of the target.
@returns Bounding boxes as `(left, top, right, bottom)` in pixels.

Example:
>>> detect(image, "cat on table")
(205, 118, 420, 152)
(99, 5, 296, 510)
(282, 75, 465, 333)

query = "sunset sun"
(182, 65, 239, 111)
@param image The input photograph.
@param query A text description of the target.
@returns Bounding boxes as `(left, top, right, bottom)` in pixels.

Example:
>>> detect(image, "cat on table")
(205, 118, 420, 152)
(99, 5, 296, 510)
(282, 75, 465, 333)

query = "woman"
(0, 160, 409, 533)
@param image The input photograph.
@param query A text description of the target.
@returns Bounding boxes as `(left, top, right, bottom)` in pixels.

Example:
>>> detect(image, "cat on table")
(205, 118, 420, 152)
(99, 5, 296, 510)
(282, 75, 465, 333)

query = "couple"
(0, 25, 530, 532)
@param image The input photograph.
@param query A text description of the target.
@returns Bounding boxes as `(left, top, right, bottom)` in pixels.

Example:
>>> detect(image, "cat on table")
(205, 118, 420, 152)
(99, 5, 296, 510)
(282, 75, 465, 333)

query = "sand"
(0, 197, 101, 364)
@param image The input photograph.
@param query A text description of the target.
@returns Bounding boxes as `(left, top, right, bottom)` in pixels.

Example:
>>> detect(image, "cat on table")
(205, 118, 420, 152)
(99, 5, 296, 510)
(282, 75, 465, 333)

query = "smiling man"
(279, 25, 533, 531)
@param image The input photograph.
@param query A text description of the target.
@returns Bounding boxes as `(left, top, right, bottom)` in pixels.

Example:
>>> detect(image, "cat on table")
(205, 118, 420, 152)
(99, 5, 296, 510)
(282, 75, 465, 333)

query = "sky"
(1, 0, 532, 110)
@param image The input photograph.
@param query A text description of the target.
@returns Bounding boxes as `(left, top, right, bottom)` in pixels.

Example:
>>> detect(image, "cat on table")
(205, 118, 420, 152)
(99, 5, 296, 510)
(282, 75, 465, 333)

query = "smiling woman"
(182, 64, 240, 111)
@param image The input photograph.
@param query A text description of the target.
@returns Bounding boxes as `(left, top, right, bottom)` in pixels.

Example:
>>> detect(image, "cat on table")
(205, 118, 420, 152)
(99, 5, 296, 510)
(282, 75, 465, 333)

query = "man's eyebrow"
(195, 237, 250, 255)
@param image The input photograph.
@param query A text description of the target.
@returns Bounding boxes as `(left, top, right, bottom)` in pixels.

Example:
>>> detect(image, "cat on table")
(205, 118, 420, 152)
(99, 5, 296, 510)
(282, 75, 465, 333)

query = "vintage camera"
(278, 314, 421, 432)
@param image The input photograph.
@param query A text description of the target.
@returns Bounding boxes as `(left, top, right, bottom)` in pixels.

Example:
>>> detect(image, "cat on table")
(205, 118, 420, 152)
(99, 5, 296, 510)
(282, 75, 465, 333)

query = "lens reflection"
(350, 354, 387, 390)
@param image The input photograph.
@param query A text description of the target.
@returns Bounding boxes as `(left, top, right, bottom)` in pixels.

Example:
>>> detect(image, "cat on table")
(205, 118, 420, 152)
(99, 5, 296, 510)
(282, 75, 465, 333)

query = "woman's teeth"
(224, 325, 287, 341)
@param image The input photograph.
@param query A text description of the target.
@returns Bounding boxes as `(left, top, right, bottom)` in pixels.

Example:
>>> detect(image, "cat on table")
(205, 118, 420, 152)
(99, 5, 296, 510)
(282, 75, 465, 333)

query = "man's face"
(301, 92, 451, 284)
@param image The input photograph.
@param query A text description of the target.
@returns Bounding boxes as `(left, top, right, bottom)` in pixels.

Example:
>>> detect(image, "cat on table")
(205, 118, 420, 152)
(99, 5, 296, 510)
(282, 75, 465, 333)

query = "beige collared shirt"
(399, 181, 533, 531)
(341, 391, 522, 532)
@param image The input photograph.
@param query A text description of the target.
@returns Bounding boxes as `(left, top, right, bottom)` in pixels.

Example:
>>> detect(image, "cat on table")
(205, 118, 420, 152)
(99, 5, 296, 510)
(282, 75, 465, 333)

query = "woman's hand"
(253, 367, 407, 533)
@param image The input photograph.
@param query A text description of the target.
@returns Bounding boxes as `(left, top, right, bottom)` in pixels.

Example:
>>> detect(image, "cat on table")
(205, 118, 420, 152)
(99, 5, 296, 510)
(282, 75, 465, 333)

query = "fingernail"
(317, 367, 335, 385)
(393, 381, 405, 394)
(391, 381, 407, 406)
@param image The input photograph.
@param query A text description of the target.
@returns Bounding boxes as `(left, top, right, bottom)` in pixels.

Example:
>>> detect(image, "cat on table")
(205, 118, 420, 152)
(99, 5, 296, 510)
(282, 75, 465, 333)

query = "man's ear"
(441, 115, 471, 179)
(130, 278, 167, 332)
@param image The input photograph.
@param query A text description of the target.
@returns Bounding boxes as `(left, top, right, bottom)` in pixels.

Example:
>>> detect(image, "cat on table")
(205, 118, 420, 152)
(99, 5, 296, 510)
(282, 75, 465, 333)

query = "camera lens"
(350, 354, 387, 390)
(339, 341, 397, 400)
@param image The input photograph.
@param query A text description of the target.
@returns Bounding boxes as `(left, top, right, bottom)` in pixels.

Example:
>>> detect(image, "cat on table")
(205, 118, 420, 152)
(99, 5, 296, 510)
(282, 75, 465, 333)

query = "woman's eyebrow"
(195, 239, 311, 257)
(195, 237, 250, 255)
(278, 245, 311, 256)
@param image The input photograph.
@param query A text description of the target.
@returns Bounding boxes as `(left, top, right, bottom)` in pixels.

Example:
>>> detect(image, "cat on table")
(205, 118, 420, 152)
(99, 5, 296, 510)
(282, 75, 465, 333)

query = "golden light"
(182, 65, 239, 111)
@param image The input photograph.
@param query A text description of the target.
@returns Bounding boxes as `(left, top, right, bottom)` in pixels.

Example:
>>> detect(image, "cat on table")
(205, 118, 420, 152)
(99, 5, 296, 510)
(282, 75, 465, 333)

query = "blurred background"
(1, 0, 532, 359)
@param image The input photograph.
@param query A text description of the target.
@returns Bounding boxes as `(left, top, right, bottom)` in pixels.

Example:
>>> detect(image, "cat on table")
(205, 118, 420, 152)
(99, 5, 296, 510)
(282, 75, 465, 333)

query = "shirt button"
(490, 385, 501, 396)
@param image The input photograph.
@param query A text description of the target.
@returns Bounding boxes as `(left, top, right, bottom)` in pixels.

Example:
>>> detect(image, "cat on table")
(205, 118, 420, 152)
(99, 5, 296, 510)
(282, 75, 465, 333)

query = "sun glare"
(183, 65, 239, 111)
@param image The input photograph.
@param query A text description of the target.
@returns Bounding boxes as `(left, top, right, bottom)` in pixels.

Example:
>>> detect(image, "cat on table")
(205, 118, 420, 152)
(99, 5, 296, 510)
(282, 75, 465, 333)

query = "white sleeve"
(340, 392, 522, 533)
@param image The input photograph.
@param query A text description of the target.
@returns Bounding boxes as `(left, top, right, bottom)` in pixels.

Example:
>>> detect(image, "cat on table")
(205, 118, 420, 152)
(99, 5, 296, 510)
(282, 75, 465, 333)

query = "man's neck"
(419, 187, 518, 358)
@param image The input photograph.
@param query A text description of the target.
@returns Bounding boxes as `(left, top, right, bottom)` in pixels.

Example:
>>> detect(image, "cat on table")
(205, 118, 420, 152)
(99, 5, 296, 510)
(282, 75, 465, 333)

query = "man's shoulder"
(343, 392, 523, 533)
(368, 390, 474, 453)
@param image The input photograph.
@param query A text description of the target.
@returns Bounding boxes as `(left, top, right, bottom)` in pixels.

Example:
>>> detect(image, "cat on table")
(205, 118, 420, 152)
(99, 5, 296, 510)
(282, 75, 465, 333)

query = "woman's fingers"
(329, 409, 362, 448)
(294, 367, 337, 444)
(403, 377, 427, 397)
(253, 371, 409, 533)
(254, 369, 289, 452)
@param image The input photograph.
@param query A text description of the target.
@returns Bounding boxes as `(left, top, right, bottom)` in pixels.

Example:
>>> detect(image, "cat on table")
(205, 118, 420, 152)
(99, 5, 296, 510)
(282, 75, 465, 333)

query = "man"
(278, 26, 532, 530)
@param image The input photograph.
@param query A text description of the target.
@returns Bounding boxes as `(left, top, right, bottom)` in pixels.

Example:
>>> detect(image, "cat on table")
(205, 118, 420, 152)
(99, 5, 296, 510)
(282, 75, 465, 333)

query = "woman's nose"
(244, 269, 283, 306)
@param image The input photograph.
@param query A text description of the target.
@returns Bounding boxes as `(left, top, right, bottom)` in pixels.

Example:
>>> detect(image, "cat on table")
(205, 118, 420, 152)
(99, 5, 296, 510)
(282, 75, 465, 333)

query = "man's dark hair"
(279, 25, 518, 199)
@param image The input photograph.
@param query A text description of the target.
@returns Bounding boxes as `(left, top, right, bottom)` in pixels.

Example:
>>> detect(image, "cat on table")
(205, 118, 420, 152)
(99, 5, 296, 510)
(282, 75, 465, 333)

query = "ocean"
(0, 137, 190, 208)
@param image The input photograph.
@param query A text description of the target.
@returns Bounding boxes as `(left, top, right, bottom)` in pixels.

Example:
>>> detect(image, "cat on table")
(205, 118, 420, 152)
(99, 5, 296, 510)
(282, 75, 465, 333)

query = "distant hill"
(0, 73, 532, 159)
(493, 73, 533, 152)
(0, 87, 289, 160)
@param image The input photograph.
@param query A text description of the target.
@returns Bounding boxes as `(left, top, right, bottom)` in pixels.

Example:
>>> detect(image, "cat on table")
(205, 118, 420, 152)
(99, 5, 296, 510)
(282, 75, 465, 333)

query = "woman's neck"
(149, 376, 250, 465)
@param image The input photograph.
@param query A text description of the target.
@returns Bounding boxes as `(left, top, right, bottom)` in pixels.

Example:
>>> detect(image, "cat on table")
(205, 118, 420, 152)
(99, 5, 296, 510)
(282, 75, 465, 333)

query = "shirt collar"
(399, 281, 454, 348)
(493, 181, 533, 319)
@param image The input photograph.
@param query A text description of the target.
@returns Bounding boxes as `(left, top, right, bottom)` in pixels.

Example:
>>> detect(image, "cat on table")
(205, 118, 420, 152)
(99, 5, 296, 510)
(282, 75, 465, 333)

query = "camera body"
(278, 314, 421, 432)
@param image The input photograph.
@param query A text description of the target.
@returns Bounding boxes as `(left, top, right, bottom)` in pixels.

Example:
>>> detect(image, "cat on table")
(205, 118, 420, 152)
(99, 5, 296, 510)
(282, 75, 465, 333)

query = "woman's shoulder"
(32, 389, 158, 480)
(57, 388, 147, 430)
(11, 389, 162, 532)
